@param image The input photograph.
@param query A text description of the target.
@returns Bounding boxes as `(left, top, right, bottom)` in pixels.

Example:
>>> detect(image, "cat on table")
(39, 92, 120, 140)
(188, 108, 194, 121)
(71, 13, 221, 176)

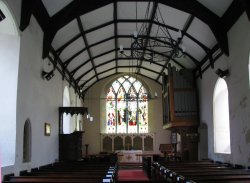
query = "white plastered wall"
(1, 3, 82, 179)
(14, 15, 62, 175)
(0, 0, 20, 178)
(197, 13, 250, 166)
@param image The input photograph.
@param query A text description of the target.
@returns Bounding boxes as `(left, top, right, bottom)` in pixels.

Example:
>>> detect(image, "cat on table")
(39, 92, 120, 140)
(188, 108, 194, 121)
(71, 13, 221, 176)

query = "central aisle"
(117, 163, 151, 183)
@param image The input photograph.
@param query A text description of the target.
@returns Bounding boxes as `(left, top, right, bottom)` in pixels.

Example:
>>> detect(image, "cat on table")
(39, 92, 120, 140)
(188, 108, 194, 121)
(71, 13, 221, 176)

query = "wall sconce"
(42, 58, 55, 81)
(154, 91, 158, 98)
(42, 70, 54, 80)
(215, 69, 229, 79)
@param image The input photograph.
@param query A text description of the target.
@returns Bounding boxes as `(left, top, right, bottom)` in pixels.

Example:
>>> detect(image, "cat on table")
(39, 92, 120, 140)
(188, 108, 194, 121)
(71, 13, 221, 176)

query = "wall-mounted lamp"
(154, 91, 158, 98)
(42, 58, 55, 81)
(42, 70, 54, 80)
(215, 69, 229, 79)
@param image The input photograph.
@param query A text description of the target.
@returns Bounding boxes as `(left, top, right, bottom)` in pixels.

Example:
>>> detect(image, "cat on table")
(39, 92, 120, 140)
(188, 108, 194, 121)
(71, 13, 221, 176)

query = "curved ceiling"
(20, 0, 246, 98)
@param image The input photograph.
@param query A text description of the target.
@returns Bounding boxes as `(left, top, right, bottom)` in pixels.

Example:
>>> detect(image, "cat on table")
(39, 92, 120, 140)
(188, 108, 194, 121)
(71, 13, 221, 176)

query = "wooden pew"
(3, 160, 118, 183)
(143, 156, 151, 178)
(151, 160, 250, 183)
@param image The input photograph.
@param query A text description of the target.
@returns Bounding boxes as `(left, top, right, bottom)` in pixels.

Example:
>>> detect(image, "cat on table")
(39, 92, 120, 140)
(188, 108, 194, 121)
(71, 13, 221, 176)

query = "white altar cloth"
(116, 150, 142, 163)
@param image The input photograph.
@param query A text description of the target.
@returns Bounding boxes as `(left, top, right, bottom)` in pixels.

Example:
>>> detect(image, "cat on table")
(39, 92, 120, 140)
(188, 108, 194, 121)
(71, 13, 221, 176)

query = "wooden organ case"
(162, 65, 199, 160)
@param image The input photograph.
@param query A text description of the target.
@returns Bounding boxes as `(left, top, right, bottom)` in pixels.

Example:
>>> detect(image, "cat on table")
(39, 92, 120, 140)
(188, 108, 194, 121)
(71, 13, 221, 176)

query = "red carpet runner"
(118, 169, 151, 183)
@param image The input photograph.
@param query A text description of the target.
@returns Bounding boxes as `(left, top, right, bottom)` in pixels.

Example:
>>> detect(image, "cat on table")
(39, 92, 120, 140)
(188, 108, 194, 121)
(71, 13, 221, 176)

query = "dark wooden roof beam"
(70, 49, 116, 76)
(156, 15, 194, 81)
(114, 1, 118, 73)
(137, 1, 158, 73)
(157, 0, 229, 56)
(240, 0, 250, 21)
(64, 36, 115, 67)
(222, 1, 245, 32)
(76, 17, 99, 80)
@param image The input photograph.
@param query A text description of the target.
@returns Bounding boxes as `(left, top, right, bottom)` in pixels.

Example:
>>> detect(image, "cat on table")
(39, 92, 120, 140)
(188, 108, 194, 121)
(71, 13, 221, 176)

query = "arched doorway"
(23, 119, 31, 162)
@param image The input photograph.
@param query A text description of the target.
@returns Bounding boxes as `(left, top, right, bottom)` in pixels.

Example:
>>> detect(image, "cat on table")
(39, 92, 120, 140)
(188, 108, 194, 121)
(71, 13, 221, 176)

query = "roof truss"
(19, 0, 247, 99)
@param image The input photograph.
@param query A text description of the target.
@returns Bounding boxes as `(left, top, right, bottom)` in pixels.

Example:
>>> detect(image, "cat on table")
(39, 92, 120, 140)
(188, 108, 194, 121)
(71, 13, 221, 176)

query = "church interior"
(1, 0, 250, 182)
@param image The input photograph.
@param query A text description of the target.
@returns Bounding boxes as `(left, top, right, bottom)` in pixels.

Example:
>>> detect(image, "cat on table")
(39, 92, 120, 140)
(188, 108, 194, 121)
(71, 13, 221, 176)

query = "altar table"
(116, 150, 142, 163)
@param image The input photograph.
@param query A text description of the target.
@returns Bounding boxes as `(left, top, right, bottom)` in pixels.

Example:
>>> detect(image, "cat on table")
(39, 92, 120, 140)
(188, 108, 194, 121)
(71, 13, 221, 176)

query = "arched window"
(63, 86, 71, 134)
(213, 78, 231, 154)
(23, 119, 31, 162)
(106, 75, 148, 134)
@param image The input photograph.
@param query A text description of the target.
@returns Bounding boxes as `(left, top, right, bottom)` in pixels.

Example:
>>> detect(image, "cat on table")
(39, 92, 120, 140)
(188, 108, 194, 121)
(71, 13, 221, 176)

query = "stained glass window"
(106, 76, 149, 133)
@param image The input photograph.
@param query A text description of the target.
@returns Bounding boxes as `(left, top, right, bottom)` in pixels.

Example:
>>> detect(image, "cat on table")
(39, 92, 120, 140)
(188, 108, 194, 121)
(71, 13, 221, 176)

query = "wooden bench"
(4, 160, 117, 183)
(151, 160, 250, 183)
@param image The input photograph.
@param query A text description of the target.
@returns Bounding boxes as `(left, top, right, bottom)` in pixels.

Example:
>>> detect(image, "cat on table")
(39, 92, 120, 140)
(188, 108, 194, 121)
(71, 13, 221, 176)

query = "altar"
(116, 150, 142, 163)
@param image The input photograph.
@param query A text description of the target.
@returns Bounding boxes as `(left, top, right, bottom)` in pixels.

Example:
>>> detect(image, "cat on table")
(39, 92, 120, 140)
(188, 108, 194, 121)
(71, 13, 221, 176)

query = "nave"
(1, 0, 250, 182)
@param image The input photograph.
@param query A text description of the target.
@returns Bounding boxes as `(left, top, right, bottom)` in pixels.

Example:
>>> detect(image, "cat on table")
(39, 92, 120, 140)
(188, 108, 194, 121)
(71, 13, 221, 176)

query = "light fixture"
(42, 58, 55, 80)
(119, 2, 185, 64)
(42, 70, 55, 80)
(86, 114, 90, 119)
(215, 68, 229, 78)
(84, 86, 94, 122)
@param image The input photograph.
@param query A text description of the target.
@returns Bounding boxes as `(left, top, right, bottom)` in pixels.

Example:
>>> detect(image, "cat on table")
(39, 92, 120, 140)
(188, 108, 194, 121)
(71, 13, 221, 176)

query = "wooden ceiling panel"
(117, 23, 143, 35)
(90, 39, 115, 57)
(158, 3, 190, 30)
(182, 36, 207, 61)
(187, 17, 217, 49)
(96, 62, 116, 73)
(117, 2, 153, 19)
(42, 0, 73, 17)
(78, 70, 96, 85)
(73, 62, 93, 79)
(197, 0, 233, 17)
(60, 37, 85, 61)
(94, 52, 115, 66)
(140, 68, 158, 80)
(86, 24, 114, 45)
(80, 4, 113, 30)
(67, 51, 89, 72)
(98, 69, 116, 79)
(52, 19, 79, 49)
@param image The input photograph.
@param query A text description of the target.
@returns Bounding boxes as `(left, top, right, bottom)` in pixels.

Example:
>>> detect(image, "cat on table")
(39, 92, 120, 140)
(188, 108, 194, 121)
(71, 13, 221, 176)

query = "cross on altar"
(126, 154, 132, 160)
(126, 143, 131, 150)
